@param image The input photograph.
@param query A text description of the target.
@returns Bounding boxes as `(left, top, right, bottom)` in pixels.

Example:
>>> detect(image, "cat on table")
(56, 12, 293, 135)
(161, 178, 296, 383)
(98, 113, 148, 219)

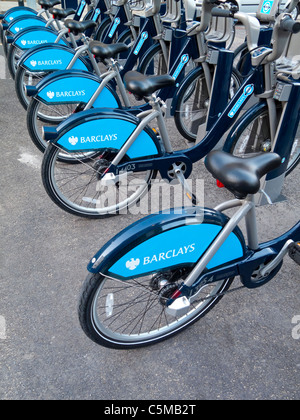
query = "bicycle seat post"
(151, 93, 174, 154)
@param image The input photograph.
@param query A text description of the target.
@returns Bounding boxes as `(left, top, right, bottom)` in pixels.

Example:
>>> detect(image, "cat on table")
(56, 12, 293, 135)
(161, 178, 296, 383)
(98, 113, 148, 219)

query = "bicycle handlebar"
(211, 7, 233, 18)
(185, 0, 260, 52)
(265, 13, 300, 63)
(280, 16, 300, 33)
(234, 11, 260, 51)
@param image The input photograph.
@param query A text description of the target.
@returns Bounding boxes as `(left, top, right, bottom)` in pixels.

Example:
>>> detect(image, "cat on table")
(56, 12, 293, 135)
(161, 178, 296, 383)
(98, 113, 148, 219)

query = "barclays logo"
(47, 91, 55, 99)
(68, 136, 79, 146)
(126, 258, 140, 271)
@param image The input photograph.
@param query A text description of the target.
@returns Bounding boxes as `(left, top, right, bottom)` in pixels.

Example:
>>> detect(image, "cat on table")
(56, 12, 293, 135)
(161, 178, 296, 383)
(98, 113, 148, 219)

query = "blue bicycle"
(4, 0, 104, 79)
(0, 0, 64, 54)
(25, 0, 239, 157)
(13, 0, 159, 110)
(41, 10, 300, 217)
(78, 150, 300, 348)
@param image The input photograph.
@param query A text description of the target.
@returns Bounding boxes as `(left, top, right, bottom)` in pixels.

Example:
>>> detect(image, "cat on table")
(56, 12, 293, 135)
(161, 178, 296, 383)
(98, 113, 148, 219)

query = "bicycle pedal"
(288, 242, 300, 266)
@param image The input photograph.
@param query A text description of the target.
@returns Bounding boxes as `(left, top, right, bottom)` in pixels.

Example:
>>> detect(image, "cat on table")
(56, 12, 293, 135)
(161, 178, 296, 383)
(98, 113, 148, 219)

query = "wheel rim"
(232, 109, 300, 173)
(176, 72, 240, 141)
(232, 110, 271, 157)
(19, 69, 47, 108)
(31, 100, 80, 155)
(90, 273, 231, 345)
(10, 47, 22, 76)
(176, 74, 209, 140)
(48, 146, 154, 216)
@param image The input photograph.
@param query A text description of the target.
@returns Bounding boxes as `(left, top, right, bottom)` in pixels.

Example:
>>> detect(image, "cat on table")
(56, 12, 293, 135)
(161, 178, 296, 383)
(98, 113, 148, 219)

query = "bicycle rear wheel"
(78, 270, 233, 349)
(15, 66, 50, 110)
(27, 97, 83, 156)
(41, 144, 157, 218)
(7, 44, 23, 79)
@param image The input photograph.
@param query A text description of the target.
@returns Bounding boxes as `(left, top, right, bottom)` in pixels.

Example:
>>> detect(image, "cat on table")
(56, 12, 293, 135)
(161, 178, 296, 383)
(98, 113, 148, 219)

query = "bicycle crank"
(167, 162, 199, 205)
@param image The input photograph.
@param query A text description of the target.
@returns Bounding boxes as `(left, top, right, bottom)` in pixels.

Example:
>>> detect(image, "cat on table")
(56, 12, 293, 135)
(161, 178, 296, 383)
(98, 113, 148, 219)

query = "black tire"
(223, 104, 300, 176)
(2, 31, 9, 56)
(116, 29, 134, 63)
(94, 17, 112, 43)
(233, 41, 250, 79)
(78, 271, 234, 349)
(27, 97, 83, 157)
(15, 65, 49, 110)
(174, 67, 241, 142)
(7, 44, 23, 79)
(41, 144, 157, 218)
(0, 25, 4, 45)
(138, 43, 168, 76)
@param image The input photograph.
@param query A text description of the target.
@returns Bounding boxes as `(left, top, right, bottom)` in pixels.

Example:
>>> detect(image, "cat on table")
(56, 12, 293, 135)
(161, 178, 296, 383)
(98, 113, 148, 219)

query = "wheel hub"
(158, 283, 179, 306)
(93, 159, 110, 180)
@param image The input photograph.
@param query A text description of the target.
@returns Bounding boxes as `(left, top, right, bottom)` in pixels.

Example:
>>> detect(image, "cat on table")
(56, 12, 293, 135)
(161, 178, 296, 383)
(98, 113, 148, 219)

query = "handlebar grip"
(280, 16, 300, 33)
(211, 7, 233, 17)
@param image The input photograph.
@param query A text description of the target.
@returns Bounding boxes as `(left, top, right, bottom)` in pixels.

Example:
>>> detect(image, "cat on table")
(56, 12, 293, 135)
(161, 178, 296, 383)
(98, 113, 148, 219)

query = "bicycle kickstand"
(288, 242, 300, 266)
(173, 165, 199, 206)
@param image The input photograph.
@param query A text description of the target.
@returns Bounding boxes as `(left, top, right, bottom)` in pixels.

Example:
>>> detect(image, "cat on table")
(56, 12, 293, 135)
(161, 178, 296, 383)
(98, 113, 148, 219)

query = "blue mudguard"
(18, 44, 91, 73)
(6, 15, 47, 35)
(87, 207, 246, 280)
(27, 70, 121, 108)
(1, 7, 37, 26)
(45, 108, 162, 158)
(10, 26, 68, 50)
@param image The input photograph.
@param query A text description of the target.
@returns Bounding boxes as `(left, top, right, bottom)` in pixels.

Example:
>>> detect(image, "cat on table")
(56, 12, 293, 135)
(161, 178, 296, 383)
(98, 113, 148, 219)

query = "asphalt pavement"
(0, 33, 299, 400)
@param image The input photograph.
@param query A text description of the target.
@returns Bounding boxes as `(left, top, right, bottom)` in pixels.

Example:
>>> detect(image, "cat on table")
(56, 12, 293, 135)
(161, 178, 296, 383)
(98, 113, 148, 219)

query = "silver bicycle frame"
(85, 61, 131, 108)
(181, 195, 259, 289)
(66, 43, 102, 77)
(109, 94, 174, 169)
(54, 27, 78, 50)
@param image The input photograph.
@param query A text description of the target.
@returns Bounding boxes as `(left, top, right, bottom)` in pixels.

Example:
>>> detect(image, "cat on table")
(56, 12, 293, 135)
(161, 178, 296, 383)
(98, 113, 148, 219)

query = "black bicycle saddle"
(124, 71, 175, 99)
(89, 41, 129, 60)
(50, 7, 76, 20)
(65, 20, 97, 35)
(205, 151, 282, 198)
(38, 0, 61, 10)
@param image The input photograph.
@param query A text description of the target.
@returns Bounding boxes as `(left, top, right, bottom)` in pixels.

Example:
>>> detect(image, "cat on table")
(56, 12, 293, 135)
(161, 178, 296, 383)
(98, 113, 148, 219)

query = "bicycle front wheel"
(223, 105, 300, 175)
(174, 68, 241, 142)
(41, 144, 157, 218)
(138, 43, 168, 76)
(78, 270, 233, 349)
